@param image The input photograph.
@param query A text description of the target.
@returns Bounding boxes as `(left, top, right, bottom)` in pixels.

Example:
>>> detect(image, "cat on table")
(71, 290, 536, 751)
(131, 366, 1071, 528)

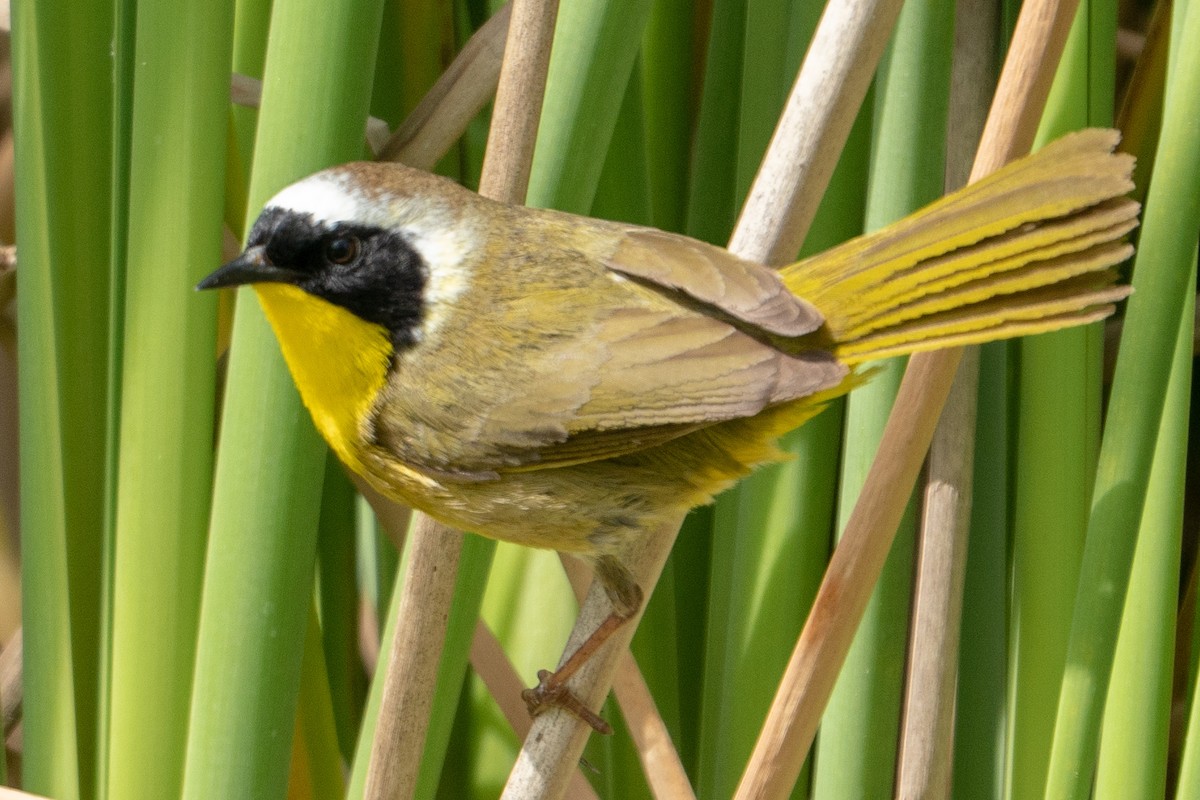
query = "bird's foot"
(520, 602, 635, 735)
(522, 669, 613, 735)
(520, 556, 645, 735)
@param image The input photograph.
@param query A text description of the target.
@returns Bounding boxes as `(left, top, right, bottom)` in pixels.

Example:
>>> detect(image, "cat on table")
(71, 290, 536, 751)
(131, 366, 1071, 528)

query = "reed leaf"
(9, 2, 1192, 798)
(697, 8, 872, 797)
(13, 0, 116, 793)
(181, 0, 385, 794)
(1093, 279, 1191, 799)
(1044, 0, 1200, 789)
(1006, 5, 1116, 792)
(104, 0, 231, 795)
(316, 461, 366, 763)
(813, 1, 952, 795)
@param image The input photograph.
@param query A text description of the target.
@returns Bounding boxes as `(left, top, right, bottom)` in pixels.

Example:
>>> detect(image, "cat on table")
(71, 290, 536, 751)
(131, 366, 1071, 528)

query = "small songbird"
(199, 129, 1137, 731)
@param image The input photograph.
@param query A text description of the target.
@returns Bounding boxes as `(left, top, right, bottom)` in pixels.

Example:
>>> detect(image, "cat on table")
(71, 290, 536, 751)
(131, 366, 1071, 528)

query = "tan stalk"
(735, 356, 961, 800)
(1, 628, 19, 735)
(895, 349, 980, 800)
(557, 557, 696, 800)
(469, 621, 600, 800)
(733, 1, 1084, 798)
(501, 515, 685, 799)
(363, 514, 466, 800)
(228, 72, 263, 107)
(893, 1, 995, 795)
(380, 2, 513, 166)
(363, 2, 558, 798)
(478, 0, 557, 199)
(610, 655, 696, 800)
(0, 130, 14, 245)
(0, 787, 51, 800)
(729, 0, 908, 264)
(502, 1, 909, 796)
(232, 2, 514, 164)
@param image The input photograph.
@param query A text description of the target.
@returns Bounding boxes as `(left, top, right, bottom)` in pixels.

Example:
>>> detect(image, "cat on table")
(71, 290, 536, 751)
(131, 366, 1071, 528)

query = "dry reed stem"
(0, 787, 51, 800)
(1, 627, 19, 735)
(893, 3, 994, 795)
(229, 72, 259, 107)
(608, 658, 697, 800)
(735, 353, 964, 800)
(468, 621, 600, 800)
(476, 0, 557, 203)
(969, 0, 1079, 178)
(734, 1, 1082, 797)
(469, 619, 533, 733)
(363, 2, 555, 798)
(505, 0, 907, 796)
(896, 351, 980, 800)
(0, 130, 14, 245)
(380, 2, 512, 166)
(364, 515, 465, 800)
(557, 557, 697, 800)
(729, 0, 907, 263)
(501, 516, 684, 799)
(478, 0, 558, 199)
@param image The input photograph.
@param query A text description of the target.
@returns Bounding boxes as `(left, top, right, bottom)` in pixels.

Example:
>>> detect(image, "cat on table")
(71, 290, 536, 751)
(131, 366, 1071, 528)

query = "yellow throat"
(252, 283, 393, 470)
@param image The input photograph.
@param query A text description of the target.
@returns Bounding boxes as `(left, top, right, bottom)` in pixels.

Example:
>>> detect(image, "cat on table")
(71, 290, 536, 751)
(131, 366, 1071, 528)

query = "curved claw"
(522, 669, 613, 735)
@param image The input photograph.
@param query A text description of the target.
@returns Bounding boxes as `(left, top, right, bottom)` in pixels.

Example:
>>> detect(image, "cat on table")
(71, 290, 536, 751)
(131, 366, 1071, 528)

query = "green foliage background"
(6, 0, 1200, 797)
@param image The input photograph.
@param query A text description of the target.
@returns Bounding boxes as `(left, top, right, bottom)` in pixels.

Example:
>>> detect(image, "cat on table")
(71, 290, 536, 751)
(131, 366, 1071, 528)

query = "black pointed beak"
(196, 246, 300, 290)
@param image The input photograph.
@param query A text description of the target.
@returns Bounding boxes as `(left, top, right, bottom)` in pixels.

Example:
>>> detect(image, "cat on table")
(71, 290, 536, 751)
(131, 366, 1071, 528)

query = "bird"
(198, 128, 1137, 732)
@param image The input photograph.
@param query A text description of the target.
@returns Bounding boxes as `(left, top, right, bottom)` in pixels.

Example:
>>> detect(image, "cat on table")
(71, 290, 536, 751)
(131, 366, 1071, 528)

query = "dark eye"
(325, 235, 360, 265)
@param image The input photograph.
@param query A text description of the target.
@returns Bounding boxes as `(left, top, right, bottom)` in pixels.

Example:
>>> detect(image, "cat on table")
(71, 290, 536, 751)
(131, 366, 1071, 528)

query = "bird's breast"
(252, 283, 394, 472)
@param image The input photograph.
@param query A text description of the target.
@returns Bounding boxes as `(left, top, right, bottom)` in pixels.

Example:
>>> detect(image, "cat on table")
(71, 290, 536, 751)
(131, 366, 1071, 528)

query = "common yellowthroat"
(199, 129, 1137, 731)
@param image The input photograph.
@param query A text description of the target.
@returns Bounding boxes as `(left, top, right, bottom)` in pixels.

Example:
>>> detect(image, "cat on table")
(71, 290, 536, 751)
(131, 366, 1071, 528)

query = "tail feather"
(835, 276, 1129, 362)
(834, 201, 1138, 336)
(783, 129, 1137, 361)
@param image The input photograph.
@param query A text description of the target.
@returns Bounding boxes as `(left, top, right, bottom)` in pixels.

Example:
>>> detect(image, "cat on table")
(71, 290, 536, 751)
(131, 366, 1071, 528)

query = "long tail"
(783, 129, 1138, 364)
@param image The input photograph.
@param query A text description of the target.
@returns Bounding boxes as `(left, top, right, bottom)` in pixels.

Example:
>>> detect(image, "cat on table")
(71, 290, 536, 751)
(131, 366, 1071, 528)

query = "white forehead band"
(266, 172, 374, 227)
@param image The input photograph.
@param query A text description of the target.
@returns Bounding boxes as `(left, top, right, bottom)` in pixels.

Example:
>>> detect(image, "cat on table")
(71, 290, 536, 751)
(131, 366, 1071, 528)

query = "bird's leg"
(521, 555, 644, 735)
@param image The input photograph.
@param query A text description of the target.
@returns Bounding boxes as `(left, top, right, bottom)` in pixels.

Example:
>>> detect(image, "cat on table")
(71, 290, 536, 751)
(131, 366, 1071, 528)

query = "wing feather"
(605, 228, 824, 336)
(370, 223, 843, 476)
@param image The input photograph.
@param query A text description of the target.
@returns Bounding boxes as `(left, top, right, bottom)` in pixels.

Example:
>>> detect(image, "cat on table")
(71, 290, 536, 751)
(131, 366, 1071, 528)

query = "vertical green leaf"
(813, 1, 953, 796)
(591, 69, 652, 226)
(526, 0, 656, 214)
(1044, 0, 1200, 788)
(13, 0, 115, 793)
(291, 604, 347, 799)
(182, 0, 385, 794)
(230, 0, 273, 178)
(104, 0, 232, 795)
(1093, 274, 1191, 799)
(316, 462, 367, 763)
(1007, 4, 1116, 791)
(697, 20, 872, 797)
(640, 0, 695, 233)
(951, 342, 1011, 800)
(685, 0, 746, 245)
